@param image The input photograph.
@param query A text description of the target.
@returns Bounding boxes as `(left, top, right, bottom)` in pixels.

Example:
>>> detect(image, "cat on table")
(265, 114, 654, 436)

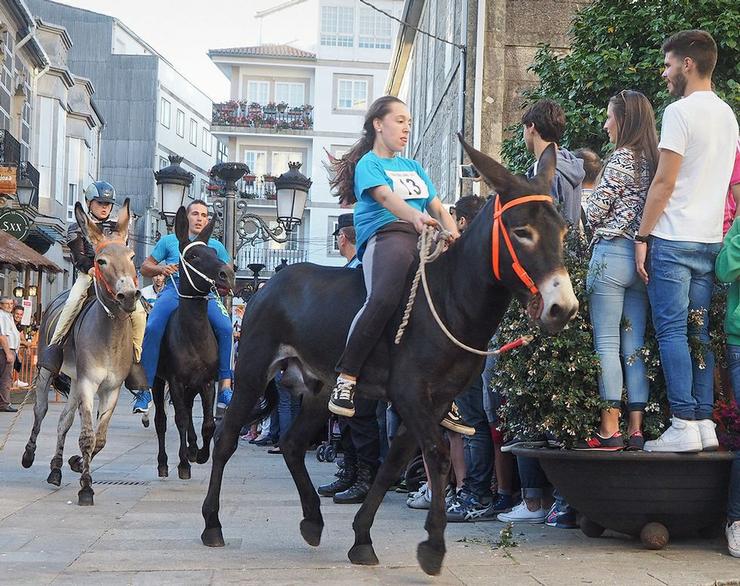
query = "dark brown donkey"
(201, 141, 578, 575)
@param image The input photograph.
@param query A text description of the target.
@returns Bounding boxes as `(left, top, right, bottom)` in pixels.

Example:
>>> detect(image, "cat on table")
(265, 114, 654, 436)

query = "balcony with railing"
(212, 101, 314, 134)
(235, 245, 308, 276)
(0, 129, 21, 165)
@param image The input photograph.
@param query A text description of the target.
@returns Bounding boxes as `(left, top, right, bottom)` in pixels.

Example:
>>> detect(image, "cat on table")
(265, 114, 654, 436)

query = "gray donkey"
(22, 200, 139, 506)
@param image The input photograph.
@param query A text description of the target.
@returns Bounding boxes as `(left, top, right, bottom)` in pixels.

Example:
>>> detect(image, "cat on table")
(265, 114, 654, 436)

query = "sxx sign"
(0, 209, 30, 241)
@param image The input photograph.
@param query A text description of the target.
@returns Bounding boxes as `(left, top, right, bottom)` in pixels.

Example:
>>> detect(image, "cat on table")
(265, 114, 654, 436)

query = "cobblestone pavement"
(1, 397, 739, 585)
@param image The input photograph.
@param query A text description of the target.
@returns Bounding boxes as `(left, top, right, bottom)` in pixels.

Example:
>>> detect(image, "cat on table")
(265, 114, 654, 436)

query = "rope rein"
(0, 380, 37, 452)
(394, 225, 533, 356)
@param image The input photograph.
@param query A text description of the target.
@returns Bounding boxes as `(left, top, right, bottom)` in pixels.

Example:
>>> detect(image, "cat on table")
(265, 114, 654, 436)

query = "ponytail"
(330, 96, 405, 206)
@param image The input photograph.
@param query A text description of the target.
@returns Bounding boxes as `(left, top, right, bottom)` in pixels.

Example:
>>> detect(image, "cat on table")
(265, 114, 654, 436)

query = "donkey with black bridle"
(151, 206, 235, 480)
(21, 200, 138, 506)
(201, 140, 579, 575)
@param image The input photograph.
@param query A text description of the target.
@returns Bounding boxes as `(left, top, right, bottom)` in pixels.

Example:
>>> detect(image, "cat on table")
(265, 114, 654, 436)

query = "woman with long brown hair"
(328, 96, 459, 418)
(577, 90, 659, 451)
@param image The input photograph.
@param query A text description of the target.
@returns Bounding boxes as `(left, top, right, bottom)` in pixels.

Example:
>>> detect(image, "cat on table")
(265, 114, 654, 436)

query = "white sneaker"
(407, 483, 432, 510)
(496, 500, 546, 524)
(15, 380, 29, 388)
(727, 521, 740, 558)
(643, 417, 702, 453)
(696, 419, 719, 451)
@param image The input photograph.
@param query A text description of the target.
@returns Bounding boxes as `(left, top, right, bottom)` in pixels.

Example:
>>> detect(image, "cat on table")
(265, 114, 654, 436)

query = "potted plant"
(263, 101, 277, 114)
(249, 101, 261, 112)
(277, 101, 288, 113)
(243, 173, 256, 185)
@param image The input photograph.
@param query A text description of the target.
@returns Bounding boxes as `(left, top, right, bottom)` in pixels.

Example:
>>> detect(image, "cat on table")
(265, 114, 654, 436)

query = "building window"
(189, 119, 197, 146)
(275, 82, 306, 107)
(66, 183, 78, 222)
(159, 156, 168, 169)
(160, 97, 170, 128)
(217, 141, 228, 163)
(202, 128, 212, 155)
(359, 6, 392, 49)
(336, 78, 368, 110)
(246, 80, 269, 104)
(329, 216, 340, 253)
(176, 109, 185, 137)
(200, 178, 209, 198)
(271, 151, 303, 175)
(330, 144, 351, 159)
(244, 151, 267, 176)
(321, 6, 354, 47)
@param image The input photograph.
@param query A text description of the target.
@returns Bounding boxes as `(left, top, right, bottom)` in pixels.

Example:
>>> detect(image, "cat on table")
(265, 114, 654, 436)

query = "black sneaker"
(626, 431, 645, 451)
(328, 378, 356, 417)
(500, 434, 547, 453)
(574, 431, 624, 451)
(441, 402, 475, 436)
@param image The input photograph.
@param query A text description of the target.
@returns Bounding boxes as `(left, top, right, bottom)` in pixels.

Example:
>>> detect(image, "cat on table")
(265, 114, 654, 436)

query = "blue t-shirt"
(151, 234, 231, 279)
(353, 151, 437, 259)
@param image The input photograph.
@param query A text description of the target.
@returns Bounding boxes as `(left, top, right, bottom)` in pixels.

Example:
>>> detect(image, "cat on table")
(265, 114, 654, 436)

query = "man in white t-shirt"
(0, 297, 20, 412)
(633, 30, 739, 454)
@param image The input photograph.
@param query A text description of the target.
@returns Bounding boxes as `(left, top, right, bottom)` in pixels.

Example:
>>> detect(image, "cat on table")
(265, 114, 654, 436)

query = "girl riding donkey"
(327, 96, 472, 435)
(38, 182, 148, 396)
(139, 199, 234, 415)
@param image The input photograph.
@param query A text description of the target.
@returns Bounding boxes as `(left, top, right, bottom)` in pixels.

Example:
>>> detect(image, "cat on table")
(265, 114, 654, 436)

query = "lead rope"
(394, 225, 533, 356)
(0, 379, 37, 452)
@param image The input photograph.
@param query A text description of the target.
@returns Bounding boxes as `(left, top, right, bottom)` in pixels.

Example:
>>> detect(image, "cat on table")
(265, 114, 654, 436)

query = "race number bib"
(385, 171, 429, 201)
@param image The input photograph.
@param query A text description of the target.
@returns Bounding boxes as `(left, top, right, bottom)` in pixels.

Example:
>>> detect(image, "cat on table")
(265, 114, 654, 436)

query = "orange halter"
(491, 194, 553, 296)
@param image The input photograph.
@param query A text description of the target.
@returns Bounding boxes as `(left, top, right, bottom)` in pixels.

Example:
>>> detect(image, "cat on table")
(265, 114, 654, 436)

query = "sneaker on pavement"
(447, 490, 496, 523)
(626, 431, 645, 451)
(446, 488, 476, 522)
(696, 419, 719, 451)
(490, 493, 517, 514)
(545, 501, 578, 528)
(497, 501, 546, 524)
(574, 431, 624, 451)
(15, 380, 29, 388)
(132, 390, 152, 414)
(441, 403, 475, 436)
(727, 520, 740, 558)
(500, 434, 547, 453)
(407, 482, 427, 504)
(643, 416, 702, 453)
(407, 484, 432, 510)
(328, 377, 356, 417)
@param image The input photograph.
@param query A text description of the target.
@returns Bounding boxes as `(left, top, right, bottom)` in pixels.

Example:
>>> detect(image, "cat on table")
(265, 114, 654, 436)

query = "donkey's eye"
(97, 259, 107, 266)
(513, 228, 533, 240)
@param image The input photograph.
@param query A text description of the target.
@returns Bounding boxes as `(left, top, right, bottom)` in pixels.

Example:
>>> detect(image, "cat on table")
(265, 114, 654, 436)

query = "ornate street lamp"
(275, 162, 310, 232)
(154, 154, 194, 230)
(15, 162, 37, 207)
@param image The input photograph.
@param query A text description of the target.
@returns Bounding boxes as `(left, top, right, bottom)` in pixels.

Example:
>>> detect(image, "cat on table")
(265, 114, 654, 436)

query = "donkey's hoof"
(348, 543, 379, 566)
(196, 449, 210, 465)
(78, 488, 94, 506)
(158, 465, 169, 478)
(417, 540, 445, 576)
(178, 465, 191, 480)
(68, 455, 83, 473)
(21, 449, 35, 468)
(201, 527, 225, 547)
(299, 518, 324, 547)
(47, 468, 62, 486)
(187, 445, 198, 463)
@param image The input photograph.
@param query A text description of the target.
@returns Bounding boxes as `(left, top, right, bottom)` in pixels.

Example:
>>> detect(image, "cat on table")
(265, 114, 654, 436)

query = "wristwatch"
(634, 234, 650, 243)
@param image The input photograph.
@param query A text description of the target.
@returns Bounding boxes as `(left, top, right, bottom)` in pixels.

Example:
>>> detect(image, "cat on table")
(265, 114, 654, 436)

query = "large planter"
(512, 447, 735, 548)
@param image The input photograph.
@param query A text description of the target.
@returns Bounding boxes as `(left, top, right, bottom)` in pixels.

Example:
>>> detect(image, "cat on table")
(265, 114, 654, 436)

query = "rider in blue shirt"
(137, 199, 234, 414)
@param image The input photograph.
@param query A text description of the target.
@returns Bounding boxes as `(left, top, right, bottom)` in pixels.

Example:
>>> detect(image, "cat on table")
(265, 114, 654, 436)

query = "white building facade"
(209, 0, 402, 276)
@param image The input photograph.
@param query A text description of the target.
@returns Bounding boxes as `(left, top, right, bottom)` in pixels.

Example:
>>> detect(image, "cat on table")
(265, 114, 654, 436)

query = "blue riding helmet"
(84, 181, 116, 205)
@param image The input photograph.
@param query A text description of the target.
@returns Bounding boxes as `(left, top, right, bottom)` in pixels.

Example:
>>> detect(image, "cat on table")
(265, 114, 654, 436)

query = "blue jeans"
(275, 373, 300, 442)
(141, 281, 234, 387)
(482, 352, 502, 425)
(729, 454, 740, 523)
(517, 456, 549, 499)
(455, 373, 493, 499)
(727, 344, 740, 405)
(647, 237, 721, 420)
(588, 238, 650, 409)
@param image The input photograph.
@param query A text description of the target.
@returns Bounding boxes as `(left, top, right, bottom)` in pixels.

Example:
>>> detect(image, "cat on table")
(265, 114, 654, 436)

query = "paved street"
(1, 395, 739, 585)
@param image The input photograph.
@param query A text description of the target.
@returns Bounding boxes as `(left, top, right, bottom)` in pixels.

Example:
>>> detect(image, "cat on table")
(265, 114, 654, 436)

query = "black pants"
(336, 222, 418, 377)
(340, 396, 380, 473)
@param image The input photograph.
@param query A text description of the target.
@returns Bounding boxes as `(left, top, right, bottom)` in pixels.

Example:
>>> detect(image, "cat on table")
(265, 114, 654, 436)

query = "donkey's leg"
(186, 392, 198, 463)
(153, 378, 169, 477)
(393, 396, 451, 576)
(196, 383, 216, 464)
(170, 382, 192, 480)
(76, 383, 97, 506)
(22, 367, 53, 468)
(348, 427, 417, 566)
(47, 391, 79, 486)
(202, 377, 262, 547)
(69, 385, 120, 473)
(280, 390, 329, 547)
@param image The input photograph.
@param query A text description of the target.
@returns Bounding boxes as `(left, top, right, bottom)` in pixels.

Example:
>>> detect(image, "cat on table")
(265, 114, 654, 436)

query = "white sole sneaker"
(643, 417, 703, 453)
(696, 419, 719, 451)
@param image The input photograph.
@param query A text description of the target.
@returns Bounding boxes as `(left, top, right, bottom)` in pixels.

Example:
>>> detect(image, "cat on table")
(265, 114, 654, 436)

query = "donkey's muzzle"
(537, 269, 578, 334)
(116, 289, 140, 314)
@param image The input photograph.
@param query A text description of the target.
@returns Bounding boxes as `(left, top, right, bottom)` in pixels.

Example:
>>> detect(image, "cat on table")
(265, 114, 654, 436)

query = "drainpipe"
(456, 1, 468, 198)
(473, 0, 485, 150)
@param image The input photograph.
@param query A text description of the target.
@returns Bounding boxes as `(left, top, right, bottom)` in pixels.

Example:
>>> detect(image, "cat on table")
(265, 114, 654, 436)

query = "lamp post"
(154, 154, 194, 232)
(15, 162, 37, 207)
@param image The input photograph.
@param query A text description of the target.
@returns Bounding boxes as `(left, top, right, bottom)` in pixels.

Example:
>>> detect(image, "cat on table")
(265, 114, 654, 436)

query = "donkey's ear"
(196, 214, 216, 244)
(532, 143, 557, 192)
(75, 202, 104, 246)
(458, 133, 518, 197)
(174, 206, 188, 244)
(116, 198, 131, 243)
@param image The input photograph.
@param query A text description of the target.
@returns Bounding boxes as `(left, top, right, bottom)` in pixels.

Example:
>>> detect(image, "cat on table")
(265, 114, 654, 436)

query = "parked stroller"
(316, 414, 342, 463)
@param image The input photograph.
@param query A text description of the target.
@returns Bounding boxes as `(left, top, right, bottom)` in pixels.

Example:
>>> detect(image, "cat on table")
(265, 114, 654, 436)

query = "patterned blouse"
(586, 147, 651, 244)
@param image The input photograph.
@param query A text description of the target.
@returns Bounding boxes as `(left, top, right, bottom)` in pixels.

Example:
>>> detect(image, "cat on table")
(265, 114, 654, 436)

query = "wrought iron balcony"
(235, 245, 308, 275)
(212, 101, 314, 132)
(22, 161, 40, 209)
(0, 129, 21, 165)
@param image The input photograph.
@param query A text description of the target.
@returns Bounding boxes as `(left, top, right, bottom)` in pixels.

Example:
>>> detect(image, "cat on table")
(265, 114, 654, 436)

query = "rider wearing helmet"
(39, 181, 149, 395)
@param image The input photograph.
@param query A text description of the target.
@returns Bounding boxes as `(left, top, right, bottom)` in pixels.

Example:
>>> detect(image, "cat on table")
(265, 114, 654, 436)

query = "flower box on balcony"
(243, 174, 256, 185)
(277, 102, 288, 113)
(262, 175, 277, 183)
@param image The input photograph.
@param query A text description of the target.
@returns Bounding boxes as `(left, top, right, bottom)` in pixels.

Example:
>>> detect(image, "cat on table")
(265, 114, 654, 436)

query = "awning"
(0, 230, 62, 272)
